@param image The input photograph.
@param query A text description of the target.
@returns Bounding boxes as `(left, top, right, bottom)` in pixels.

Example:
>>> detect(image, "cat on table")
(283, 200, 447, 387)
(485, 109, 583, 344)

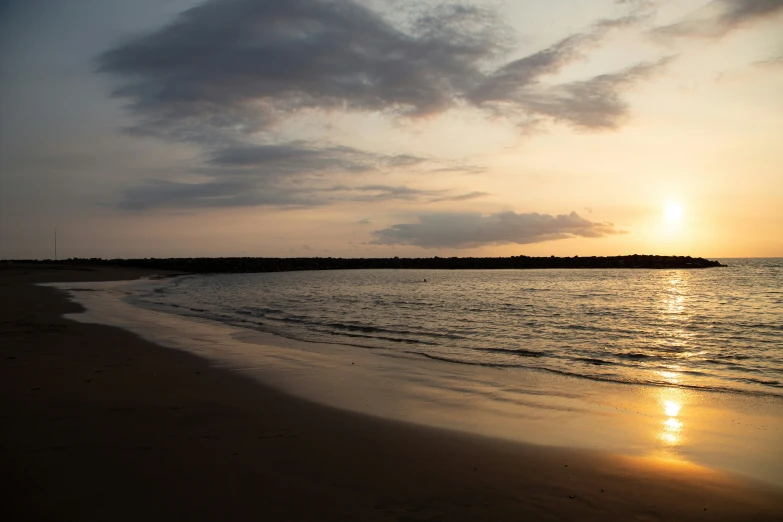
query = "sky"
(1, 0, 781, 259)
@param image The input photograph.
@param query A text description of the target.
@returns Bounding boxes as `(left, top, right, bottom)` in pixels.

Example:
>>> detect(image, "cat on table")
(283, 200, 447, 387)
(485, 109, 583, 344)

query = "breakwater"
(4, 255, 724, 273)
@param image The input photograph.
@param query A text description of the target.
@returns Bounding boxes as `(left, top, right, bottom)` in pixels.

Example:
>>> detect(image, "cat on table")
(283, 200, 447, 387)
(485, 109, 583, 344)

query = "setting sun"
(664, 202, 685, 228)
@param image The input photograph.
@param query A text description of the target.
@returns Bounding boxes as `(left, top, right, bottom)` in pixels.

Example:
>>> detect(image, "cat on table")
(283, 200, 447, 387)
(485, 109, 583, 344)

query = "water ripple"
(129, 258, 783, 397)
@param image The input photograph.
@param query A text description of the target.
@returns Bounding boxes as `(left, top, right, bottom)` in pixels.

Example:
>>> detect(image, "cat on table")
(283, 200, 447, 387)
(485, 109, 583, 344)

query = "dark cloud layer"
(98, 0, 507, 142)
(656, 0, 783, 38)
(119, 179, 314, 210)
(207, 142, 423, 174)
(371, 211, 624, 248)
(119, 180, 447, 210)
(119, 138, 485, 209)
(98, 0, 667, 142)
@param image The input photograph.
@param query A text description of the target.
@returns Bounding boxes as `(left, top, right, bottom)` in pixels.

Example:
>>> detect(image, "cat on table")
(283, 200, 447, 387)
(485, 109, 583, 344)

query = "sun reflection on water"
(658, 370, 681, 385)
(657, 388, 686, 447)
(656, 272, 695, 357)
(664, 400, 681, 417)
(664, 417, 683, 430)
(661, 271, 689, 316)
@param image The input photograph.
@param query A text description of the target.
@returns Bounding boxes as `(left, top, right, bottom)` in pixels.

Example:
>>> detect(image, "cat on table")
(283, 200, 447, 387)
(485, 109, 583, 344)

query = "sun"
(664, 201, 685, 228)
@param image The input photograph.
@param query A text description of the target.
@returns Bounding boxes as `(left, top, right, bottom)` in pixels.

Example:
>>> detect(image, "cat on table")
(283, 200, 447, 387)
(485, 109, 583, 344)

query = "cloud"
(756, 54, 783, 66)
(99, 0, 671, 213)
(655, 0, 783, 38)
(198, 139, 479, 181)
(508, 57, 673, 130)
(468, 15, 640, 107)
(371, 211, 624, 248)
(97, 0, 507, 142)
(207, 142, 423, 173)
(120, 175, 493, 210)
(119, 179, 448, 210)
(386, 154, 427, 167)
(119, 139, 448, 209)
(428, 163, 487, 174)
(98, 0, 662, 142)
(118, 179, 317, 210)
(430, 191, 489, 203)
(326, 184, 443, 202)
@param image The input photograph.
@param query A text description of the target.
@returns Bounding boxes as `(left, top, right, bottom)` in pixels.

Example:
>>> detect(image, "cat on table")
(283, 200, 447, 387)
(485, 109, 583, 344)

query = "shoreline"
(2, 265, 782, 521)
(50, 271, 783, 486)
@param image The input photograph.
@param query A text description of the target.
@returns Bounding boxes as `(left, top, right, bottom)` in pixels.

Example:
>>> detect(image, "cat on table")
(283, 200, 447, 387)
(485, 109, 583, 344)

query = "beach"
(2, 264, 782, 521)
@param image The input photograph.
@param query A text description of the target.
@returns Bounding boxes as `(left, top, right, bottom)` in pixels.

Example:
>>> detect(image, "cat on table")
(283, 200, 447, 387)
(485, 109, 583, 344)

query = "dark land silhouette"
(2, 255, 724, 273)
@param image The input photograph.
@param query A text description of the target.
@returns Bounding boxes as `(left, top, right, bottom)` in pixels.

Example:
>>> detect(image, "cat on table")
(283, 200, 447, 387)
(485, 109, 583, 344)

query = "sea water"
(49, 258, 783, 485)
(130, 259, 782, 398)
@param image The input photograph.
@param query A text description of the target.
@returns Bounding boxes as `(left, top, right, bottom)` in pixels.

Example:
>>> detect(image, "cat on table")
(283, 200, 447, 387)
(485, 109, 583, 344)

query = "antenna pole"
(55, 227, 57, 261)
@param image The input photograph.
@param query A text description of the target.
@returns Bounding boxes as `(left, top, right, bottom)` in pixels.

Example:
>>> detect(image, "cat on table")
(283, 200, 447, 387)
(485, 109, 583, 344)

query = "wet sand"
(2, 264, 782, 521)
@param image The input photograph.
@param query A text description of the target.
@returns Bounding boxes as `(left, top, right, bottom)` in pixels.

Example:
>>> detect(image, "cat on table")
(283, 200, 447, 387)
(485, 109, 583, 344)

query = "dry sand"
(1, 264, 782, 521)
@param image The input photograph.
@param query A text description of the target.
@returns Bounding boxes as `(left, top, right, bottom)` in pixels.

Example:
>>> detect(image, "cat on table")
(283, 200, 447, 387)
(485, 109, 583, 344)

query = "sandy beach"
(2, 264, 782, 521)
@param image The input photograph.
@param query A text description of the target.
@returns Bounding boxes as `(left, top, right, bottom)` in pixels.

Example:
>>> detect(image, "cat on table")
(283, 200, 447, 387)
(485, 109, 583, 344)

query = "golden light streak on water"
(657, 388, 686, 447)
(664, 400, 681, 417)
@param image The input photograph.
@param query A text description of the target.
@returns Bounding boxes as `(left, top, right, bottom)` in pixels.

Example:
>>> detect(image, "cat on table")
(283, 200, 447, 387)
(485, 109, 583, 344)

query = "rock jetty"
(3, 255, 725, 273)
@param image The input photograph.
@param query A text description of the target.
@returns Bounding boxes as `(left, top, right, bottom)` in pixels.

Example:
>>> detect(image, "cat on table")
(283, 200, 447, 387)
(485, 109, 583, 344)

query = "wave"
(618, 352, 653, 359)
(401, 351, 783, 397)
(471, 347, 546, 358)
(132, 269, 783, 399)
(323, 329, 439, 346)
(576, 357, 617, 366)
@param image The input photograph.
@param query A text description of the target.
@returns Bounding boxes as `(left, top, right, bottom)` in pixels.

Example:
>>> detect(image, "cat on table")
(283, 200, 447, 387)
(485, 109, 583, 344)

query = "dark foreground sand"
(2, 264, 782, 521)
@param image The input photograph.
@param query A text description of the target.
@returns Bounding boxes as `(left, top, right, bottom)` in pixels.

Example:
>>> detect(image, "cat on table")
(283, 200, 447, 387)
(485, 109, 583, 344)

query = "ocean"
(130, 258, 782, 398)
(49, 258, 783, 485)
